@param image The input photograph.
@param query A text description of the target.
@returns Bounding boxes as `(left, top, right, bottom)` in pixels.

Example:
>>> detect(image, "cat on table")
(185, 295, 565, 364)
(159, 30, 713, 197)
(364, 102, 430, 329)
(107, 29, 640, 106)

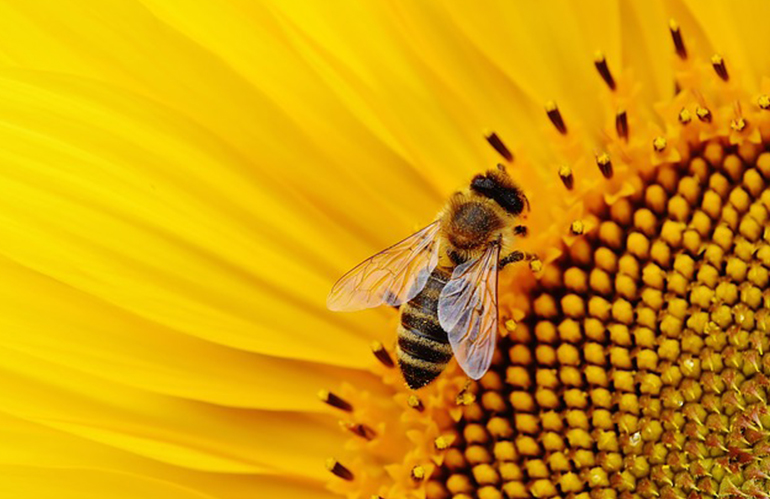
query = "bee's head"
(469, 165, 529, 217)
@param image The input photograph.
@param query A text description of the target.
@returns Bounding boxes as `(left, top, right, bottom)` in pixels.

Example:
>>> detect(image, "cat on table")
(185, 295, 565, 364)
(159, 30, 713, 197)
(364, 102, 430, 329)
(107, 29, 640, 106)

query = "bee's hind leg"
(499, 250, 536, 269)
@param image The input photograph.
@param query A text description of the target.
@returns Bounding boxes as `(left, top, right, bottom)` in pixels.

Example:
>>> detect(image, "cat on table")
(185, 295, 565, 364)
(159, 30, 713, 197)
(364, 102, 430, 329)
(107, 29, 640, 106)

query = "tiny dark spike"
(545, 101, 567, 134)
(341, 421, 377, 440)
(485, 132, 513, 162)
(407, 394, 424, 412)
(318, 390, 353, 412)
(596, 152, 613, 178)
(370, 341, 394, 368)
(615, 110, 628, 140)
(411, 465, 426, 482)
(594, 52, 616, 90)
(326, 459, 354, 481)
(696, 106, 712, 123)
(558, 164, 574, 190)
(669, 20, 687, 59)
(711, 54, 728, 81)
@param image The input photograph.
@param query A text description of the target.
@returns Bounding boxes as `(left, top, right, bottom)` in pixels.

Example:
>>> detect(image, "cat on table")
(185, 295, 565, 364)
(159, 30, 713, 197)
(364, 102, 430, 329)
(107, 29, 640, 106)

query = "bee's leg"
(500, 250, 537, 269)
(499, 250, 525, 269)
(513, 225, 528, 237)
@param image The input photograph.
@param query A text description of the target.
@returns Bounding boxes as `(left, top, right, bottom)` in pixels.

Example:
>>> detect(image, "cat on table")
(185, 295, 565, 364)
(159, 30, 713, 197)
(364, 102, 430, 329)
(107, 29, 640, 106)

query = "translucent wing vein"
(438, 243, 499, 379)
(326, 222, 441, 311)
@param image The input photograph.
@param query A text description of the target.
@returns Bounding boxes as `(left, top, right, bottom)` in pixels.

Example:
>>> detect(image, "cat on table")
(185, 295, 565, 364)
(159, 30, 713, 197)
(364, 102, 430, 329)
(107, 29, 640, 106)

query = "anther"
(326, 458, 354, 481)
(529, 258, 542, 273)
(504, 319, 517, 332)
(340, 421, 377, 440)
(696, 106, 712, 123)
(596, 152, 613, 178)
(616, 110, 629, 140)
(594, 52, 616, 90)
(411, 465, 426, 482)
(318, 390, 353, 412)
(653, 136, 667, 152)
(669, 20, 687, 59)
(435, 436, 452, 450)
(456, 390, 476, 406)
(545, 101, 567, 134)
(407, 394, 424, 412)
(485, 132, 513, 162)
(731, 117, 747, 132)
(679, 108, 692, 125)
(758, 95, 770, 110)
(571, 220, 585, 235)
(711, 54, 729, 81)
(558, 164, 574, 190)
(371, 341, 394, 368)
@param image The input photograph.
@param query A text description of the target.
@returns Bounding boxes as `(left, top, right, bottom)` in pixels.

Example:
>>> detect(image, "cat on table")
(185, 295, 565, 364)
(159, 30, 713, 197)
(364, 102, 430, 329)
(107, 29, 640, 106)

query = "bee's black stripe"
(397, 351, 446, 389)
(397, 325, 452, 363)
(401, 309, 445, 343)
(396, 267, 454, 389)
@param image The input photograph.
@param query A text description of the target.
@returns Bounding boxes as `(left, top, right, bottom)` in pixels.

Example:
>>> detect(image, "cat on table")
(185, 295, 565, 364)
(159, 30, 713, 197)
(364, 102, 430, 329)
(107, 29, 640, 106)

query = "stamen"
(529, 258, 542, 273)
(545, 101, 567, 134)
(594, 52, 616, 90)
(731, 117, 747, 132)
(371, 341, 394, 368)
(669, 20, 687, 59)
(407, 394, 424, 412)
(318, 389, 353, 412)
(411, 466, 426, 482)
(504, 319, 517, 333)
(485, 132, 513, 162)
(571, 220, 585, 235)
(678, 108, 692, 125)
(758, 95, 770, 110)
(696, 106, 712, 123)
(558, 164, 574, 190)
(615, 110, 628, 140)
(434, 436, 451, 450)
(596, 152, 613, 178)
(340, 421, 377, 440)
(652, 136, 667, 152)
(326, 458, 354, 481)
(711, 54, 729, 81)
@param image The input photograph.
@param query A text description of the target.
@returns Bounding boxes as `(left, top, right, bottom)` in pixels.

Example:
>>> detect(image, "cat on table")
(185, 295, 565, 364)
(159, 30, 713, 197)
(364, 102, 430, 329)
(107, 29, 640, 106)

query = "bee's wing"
(437, 242, 499, 380)
(326, 221, 441, 311)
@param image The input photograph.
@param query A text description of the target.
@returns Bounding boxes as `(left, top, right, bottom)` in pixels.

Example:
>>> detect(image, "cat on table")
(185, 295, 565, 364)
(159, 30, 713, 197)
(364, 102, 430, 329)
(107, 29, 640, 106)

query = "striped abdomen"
(397, 267, 454, 389)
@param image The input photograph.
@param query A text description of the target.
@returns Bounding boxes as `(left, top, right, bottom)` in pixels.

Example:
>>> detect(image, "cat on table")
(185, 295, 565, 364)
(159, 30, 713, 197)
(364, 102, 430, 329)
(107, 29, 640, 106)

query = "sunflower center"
(429, 143, 770, 499)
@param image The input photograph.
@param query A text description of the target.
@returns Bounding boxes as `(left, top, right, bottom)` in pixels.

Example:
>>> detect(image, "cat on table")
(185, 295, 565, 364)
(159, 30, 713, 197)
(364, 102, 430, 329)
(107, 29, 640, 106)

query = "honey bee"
(327, 165, 531, 389)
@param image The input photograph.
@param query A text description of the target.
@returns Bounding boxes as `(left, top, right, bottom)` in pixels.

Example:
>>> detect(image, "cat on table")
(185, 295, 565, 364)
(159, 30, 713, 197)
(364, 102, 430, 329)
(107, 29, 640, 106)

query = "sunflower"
(1, 1, 769, 499)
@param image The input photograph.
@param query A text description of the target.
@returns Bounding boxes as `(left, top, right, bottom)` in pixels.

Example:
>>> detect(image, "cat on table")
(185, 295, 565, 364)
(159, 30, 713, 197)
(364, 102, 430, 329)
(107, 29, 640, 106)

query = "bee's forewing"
(438, 243, 499, 380)
(326, 221, 441, 311)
